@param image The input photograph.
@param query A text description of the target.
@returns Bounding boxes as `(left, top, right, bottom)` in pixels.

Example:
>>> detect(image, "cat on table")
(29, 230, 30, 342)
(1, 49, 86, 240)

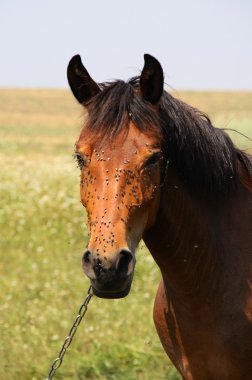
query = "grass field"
(0, 89, 251, 380)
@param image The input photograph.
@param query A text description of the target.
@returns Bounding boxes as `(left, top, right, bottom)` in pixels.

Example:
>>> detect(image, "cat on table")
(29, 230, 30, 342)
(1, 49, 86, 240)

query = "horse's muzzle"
(91, 277, 133, 299)
(82, 249, 135, 299)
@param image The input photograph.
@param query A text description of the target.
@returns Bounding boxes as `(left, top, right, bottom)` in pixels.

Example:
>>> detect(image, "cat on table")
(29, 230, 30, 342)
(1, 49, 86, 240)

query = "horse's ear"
(67, 55, 100, 104)
(140, 54, 164, 104)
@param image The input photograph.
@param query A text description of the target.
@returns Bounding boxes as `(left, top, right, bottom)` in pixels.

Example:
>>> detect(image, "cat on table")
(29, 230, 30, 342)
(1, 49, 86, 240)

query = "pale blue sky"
(0, 0, 251, 89)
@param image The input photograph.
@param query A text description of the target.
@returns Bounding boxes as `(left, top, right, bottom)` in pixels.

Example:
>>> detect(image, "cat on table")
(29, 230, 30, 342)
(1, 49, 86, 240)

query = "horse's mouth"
(92, 285, 131, 299)
(91, 281, 132, 299)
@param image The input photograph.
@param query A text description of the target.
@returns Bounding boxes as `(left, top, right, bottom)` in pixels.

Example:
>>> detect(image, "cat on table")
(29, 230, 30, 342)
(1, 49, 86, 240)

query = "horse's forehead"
(77, 122, 159, 157)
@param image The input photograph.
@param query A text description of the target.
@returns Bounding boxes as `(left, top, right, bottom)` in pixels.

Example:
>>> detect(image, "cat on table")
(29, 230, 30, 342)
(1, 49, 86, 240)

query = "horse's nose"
(82, 249, 135, 279)
(117, 249, 135, 277)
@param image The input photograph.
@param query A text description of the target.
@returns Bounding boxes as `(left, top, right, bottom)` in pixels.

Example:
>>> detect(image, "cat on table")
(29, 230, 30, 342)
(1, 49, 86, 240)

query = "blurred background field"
(0, 89, 251, 380)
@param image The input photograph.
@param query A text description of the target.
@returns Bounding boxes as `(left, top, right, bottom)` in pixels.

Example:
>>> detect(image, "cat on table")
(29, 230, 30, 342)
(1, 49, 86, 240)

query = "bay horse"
(67, 54, 252, 379)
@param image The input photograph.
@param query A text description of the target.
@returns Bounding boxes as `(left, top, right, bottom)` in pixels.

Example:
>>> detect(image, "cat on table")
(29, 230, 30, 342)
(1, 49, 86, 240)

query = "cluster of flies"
(74, 144, 160, 256)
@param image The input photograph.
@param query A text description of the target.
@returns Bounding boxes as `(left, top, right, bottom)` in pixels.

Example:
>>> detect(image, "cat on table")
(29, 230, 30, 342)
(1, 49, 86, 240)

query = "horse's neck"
(143, 167, 252, 318)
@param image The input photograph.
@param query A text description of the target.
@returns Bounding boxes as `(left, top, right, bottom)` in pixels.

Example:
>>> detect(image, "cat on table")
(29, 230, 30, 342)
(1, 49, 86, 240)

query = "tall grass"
(0, 89, 251, 380)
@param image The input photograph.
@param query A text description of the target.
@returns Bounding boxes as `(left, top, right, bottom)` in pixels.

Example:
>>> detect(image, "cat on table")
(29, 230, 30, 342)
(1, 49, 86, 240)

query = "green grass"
(0, 89, 251, 380)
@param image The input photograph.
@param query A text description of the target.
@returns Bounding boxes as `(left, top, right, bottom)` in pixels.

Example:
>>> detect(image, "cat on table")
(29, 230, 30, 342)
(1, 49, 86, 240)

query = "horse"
(67, 54, 252, 379)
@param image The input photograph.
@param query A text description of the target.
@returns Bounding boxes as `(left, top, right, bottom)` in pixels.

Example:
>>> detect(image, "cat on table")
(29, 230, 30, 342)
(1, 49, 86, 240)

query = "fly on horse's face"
(68, 54, 165, 298)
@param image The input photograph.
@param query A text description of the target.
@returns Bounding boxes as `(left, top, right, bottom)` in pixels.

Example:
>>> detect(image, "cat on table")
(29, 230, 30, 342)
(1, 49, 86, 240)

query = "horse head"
(67, 54, 165, 298)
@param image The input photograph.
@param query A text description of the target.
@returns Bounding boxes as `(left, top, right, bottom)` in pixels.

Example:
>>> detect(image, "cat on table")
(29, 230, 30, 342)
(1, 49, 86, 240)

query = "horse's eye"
(144, 152, 163, 168)
(74, 152, 86, 170)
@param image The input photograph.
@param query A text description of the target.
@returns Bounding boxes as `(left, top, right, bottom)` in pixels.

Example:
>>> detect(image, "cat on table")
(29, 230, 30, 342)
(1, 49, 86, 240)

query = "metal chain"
(45, 285, 94, 380)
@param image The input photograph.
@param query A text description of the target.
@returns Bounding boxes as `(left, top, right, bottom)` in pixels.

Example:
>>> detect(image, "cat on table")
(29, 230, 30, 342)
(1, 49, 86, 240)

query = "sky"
(0, 0, 251, 90)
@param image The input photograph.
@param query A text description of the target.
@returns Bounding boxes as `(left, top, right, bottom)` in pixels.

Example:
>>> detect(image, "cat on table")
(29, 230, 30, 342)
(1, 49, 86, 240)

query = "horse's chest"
(153, 280, 192, 377)
(153, 279, 252, 380)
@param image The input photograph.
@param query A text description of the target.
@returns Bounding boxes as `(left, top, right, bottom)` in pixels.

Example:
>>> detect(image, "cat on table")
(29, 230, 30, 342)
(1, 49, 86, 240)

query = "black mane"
(82, 77, 251, 195)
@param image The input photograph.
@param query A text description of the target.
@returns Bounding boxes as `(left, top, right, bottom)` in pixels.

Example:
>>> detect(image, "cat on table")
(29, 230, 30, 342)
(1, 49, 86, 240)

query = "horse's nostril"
(117, 249, 134, 276)
(83, 250, 91, 264)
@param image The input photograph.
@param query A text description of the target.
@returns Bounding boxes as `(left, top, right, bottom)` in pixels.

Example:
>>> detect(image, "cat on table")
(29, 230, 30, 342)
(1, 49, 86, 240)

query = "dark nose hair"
(82, 249, 134, 279)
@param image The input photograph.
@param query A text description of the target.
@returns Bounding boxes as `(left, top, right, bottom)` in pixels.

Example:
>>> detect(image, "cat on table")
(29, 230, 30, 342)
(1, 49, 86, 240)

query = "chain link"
(45, 285, 93, 380)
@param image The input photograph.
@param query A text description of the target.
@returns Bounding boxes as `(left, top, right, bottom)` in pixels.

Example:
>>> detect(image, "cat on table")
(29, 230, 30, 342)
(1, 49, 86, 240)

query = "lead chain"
(45, 285, 94, 380)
